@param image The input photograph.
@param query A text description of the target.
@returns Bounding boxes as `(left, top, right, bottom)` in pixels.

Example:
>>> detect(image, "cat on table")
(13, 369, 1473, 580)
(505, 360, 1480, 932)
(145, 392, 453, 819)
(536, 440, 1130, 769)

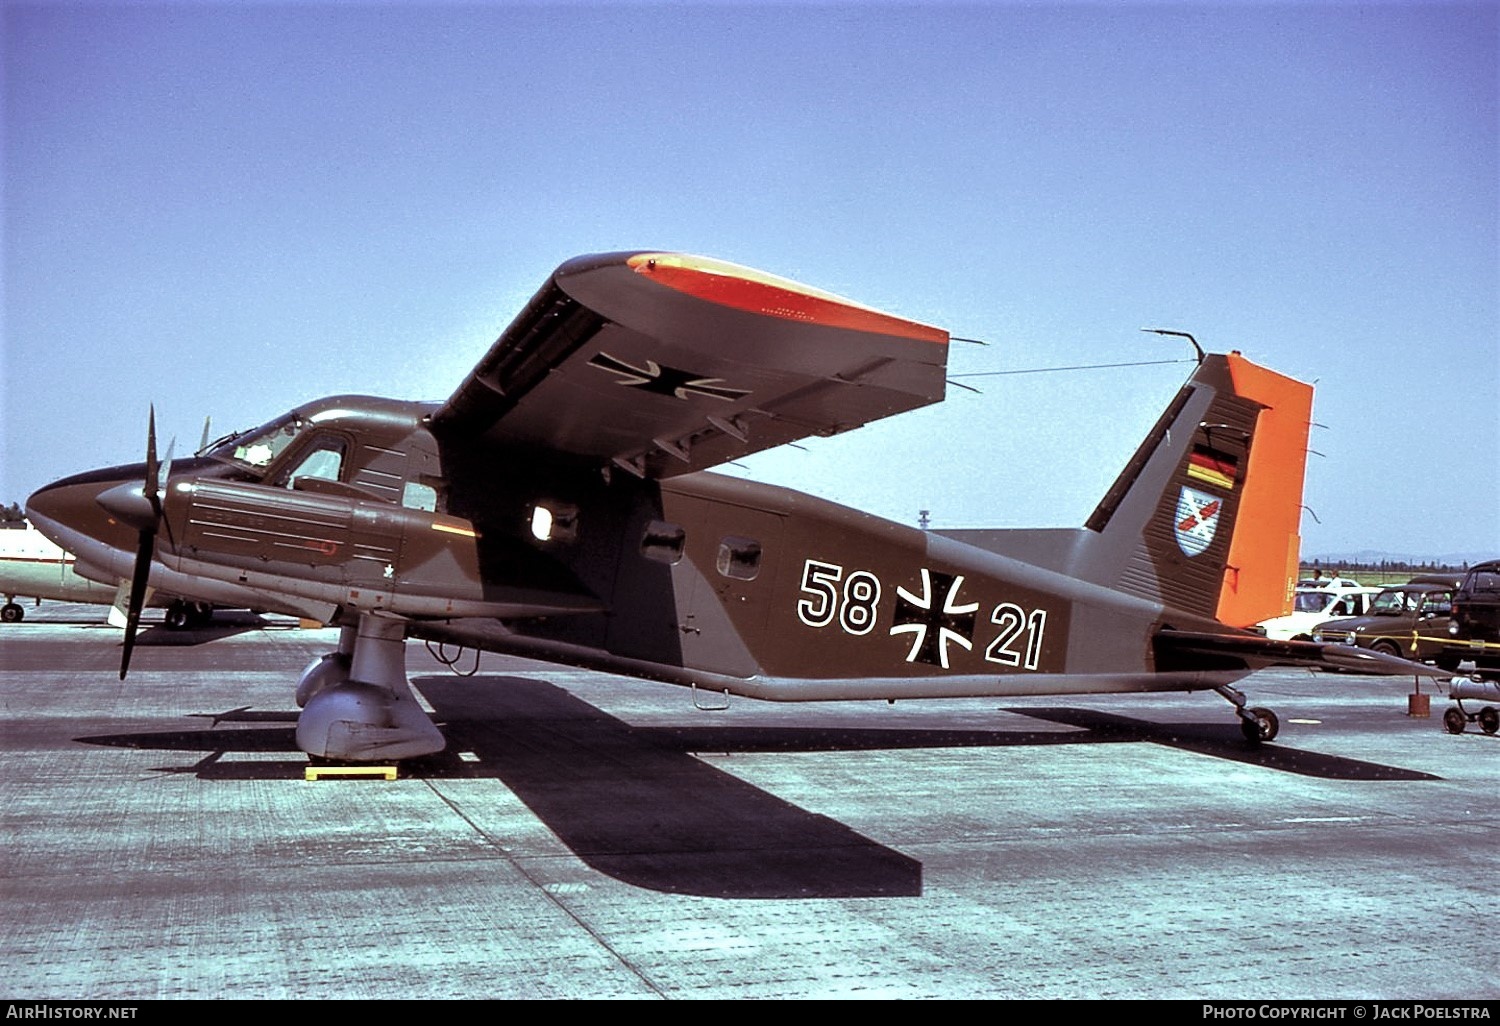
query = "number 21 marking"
(984, 603, 1047, 670)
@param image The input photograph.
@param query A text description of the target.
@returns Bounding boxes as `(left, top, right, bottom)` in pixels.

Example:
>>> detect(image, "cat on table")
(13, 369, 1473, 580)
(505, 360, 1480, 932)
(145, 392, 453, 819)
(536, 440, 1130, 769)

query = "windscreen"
(203, 413, 306, 476)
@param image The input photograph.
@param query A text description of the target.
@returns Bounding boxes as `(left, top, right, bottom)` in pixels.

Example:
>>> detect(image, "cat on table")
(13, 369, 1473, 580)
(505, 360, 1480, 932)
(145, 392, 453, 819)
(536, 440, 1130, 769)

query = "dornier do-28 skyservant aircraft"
(26, 252, 1441, 762)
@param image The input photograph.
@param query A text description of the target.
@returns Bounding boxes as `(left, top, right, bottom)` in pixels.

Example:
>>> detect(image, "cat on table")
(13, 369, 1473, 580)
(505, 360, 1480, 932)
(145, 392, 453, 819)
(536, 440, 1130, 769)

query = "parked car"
(1446, 560, 1500, 672)
(1254, 585, 1380, 641)
(1312, 582, 1457, 667)
(1296, 575, 1361, 589)
(1408, 572, 1465, 589)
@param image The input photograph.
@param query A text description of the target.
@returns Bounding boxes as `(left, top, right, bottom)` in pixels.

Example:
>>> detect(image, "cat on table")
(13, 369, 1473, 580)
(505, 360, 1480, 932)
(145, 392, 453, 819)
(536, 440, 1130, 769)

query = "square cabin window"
(641, 520, 686, 565)
(402, 481, 438, 512)
(717, 536, 761, 581)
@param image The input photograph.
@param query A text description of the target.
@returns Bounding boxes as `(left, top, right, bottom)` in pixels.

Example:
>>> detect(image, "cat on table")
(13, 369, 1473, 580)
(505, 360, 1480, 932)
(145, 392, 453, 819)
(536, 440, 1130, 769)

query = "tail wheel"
(1, 602, 23, 624)
(1443, 707, 1467, 735)
(1479, 707, 1499, 735)
(1240, 707, 1279, 744)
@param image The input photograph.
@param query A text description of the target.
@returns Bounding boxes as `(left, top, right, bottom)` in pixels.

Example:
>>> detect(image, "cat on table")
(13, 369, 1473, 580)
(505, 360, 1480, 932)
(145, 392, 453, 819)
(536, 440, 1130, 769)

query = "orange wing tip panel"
(626, 252, 949, 345)
(1217, 353, 1315, 628)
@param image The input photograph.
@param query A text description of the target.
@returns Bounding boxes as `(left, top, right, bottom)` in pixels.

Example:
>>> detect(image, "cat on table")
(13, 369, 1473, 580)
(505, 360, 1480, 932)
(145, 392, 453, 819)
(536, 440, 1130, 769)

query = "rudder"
(1081, 352, 1312, 627)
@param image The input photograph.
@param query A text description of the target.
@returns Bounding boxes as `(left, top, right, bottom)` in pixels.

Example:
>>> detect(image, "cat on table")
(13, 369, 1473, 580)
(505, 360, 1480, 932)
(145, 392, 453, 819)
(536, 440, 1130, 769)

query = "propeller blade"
(159, 437, 176, 492)
(157, 438, 178, 550)
(197, 416, 212, 455)
(119, 526, 155, 680)
(144, 405, 159, 511)
(119, 405, 165, 680)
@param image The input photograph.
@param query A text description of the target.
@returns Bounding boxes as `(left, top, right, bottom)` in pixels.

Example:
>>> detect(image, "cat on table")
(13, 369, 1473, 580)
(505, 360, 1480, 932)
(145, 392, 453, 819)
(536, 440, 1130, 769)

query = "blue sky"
(4, 1, 1496, 560)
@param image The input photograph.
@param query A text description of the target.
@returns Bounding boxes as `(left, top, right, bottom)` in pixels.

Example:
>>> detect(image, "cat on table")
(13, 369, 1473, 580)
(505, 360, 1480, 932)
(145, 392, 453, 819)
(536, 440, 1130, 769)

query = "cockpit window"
(206, 414, 306, 472)
(283, 438, 347, 487)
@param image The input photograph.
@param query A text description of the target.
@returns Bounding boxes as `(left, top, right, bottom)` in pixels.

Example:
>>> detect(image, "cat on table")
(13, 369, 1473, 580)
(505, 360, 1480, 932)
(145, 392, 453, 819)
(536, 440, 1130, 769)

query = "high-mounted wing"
(432, 252, 949, 478)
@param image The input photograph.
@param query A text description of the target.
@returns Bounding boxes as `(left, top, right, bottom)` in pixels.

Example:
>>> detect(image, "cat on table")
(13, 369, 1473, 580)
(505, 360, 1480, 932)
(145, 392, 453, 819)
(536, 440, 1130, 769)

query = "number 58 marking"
(796, 559, 881, 636)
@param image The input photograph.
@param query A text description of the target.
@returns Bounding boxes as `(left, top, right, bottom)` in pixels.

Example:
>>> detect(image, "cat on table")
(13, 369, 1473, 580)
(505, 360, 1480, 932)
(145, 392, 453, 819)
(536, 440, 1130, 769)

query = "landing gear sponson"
(294, 613, 445, 762)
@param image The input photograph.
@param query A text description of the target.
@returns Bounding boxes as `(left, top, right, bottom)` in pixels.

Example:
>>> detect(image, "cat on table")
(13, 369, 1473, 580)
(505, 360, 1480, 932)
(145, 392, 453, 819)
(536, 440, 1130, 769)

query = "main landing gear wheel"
(1, 602, 23, 623)
(164, 600, 214, 630)
(1240, 706, 1280, 744)
(1480, 706, 1500, 735)
(1443, 707, 1467, 735)
(165, 601, 190, 630)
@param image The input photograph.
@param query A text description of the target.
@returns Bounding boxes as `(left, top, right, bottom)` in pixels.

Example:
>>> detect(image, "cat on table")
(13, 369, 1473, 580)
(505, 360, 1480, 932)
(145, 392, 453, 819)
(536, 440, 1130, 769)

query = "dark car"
(1313, 582, 1456, 666)
(1447, 560, 1500, 671)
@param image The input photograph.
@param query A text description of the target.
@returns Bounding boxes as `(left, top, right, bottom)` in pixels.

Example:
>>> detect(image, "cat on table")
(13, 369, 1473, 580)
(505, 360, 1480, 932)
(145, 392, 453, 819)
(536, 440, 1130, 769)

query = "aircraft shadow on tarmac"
(75, 674, 1439, 899)
(132, 615, 285, 647)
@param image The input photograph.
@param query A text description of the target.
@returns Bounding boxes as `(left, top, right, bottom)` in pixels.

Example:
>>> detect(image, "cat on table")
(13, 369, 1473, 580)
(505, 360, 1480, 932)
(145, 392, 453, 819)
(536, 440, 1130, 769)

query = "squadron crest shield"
(1174, 487, 1223, 557)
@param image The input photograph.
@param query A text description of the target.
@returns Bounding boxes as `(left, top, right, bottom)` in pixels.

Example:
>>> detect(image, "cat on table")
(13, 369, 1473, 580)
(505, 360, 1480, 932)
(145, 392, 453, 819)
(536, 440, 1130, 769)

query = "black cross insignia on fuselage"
(889, 569, 978, 669)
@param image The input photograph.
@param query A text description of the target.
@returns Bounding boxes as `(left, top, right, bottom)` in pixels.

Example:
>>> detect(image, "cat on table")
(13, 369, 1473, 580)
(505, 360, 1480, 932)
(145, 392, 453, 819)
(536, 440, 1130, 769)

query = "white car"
(1255, 585, 1381, 641)
(1296, 576, 1363, 590)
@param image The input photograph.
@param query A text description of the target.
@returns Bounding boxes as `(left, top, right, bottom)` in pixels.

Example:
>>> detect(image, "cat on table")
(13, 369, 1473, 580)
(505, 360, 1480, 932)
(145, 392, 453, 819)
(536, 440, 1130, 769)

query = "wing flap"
(432, 252, 949, 477)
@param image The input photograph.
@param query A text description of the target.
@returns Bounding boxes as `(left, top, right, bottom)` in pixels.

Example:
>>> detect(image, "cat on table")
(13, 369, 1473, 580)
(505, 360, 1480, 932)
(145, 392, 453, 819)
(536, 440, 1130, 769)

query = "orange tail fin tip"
(1217, 353, 1313, 627)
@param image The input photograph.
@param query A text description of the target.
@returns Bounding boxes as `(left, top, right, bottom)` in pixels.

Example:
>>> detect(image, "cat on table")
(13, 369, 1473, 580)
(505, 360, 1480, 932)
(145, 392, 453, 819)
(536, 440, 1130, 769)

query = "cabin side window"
(402, 481, 438, 512)
(530, 502, 579, 543)
(641, 520, 685, 565)
(716, 536, 762, 581)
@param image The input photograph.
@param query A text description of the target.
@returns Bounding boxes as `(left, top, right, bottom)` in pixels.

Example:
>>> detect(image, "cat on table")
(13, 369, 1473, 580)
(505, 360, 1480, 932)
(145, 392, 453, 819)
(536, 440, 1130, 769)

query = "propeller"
(96, 407, 169, 679)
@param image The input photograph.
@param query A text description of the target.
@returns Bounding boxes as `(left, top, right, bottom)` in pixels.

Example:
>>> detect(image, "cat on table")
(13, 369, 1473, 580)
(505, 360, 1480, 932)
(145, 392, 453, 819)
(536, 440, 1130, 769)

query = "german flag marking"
(1187, 445, 1238, 491)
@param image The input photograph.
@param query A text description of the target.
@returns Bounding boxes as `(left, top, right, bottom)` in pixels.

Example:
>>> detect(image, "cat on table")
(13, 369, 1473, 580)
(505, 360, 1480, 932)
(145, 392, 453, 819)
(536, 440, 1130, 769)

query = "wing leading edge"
(432, 252, 949, 478)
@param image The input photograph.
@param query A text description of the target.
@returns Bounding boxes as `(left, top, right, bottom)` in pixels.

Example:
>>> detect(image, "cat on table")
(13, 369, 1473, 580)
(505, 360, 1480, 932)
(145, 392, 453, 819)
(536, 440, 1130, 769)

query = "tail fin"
(1080, 352, 1313, 626)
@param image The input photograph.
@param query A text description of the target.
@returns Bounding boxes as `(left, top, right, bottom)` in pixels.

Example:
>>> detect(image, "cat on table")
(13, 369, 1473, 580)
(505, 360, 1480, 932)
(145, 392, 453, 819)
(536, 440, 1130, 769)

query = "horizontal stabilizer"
(1156, 628, 1449, 677)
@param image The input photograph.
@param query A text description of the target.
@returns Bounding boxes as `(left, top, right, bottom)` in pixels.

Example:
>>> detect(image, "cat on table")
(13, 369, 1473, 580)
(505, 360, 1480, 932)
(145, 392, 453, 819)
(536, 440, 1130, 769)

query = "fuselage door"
(675, 499, 785, 677)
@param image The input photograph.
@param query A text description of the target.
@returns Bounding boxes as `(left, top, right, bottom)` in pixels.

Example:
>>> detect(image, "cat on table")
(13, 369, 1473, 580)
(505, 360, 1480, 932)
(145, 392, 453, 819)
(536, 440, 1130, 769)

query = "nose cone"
(96, 481, 158, 533)
(26, 463, 148, 566)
